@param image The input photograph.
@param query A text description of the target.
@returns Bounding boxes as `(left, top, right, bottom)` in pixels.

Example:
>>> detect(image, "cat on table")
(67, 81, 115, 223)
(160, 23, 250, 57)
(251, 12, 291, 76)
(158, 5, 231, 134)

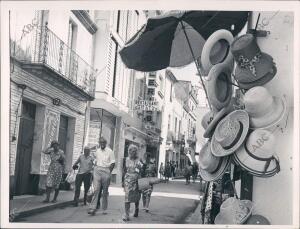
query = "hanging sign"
(134, 99, 158, 111)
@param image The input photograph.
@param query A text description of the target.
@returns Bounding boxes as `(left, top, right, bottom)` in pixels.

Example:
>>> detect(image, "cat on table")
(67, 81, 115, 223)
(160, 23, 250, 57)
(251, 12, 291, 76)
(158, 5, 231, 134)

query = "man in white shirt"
(88, 137, 115, 215)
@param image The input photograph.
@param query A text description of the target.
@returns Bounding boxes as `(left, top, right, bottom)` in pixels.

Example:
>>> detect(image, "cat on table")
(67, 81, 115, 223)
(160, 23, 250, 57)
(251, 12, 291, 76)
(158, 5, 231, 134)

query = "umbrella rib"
(179, 21, 212, 110)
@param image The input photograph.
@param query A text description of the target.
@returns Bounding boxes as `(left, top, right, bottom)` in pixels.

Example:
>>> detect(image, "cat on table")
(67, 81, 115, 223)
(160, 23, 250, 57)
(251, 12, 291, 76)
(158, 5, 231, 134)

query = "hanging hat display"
(214, 197, 253, 224)
(243, 86, 286, 129)
(245, 214, 271, 225)
(233, 129, 280, 177)
(207, 63, 233, 111)
(211, 110, 249, 157)
(201, 29, 234, 75)
(231, 34, 276, 88)
(201, 105, 233, 139)
(199, 141, 230, 182)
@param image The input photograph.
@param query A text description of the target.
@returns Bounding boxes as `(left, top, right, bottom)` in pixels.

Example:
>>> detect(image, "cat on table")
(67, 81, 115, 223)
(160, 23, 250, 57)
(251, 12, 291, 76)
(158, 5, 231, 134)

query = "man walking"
(72, 146, 94, 206)
(88, 137, 115, 215)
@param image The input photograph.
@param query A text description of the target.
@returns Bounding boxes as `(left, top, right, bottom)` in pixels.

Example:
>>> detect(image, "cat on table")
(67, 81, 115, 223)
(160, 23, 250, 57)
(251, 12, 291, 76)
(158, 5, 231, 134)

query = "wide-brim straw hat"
(233, 129, 280, 177)
(211, 110, 249, 157)
(199, 141, 230, 182)
(202, 105, 233, 139)
(215, 197, 253, 224)
(235, 64, 277, 90)
(201, 29, 234, 75)
(207, 63, 233, 111)
(243, 86, 287, 129)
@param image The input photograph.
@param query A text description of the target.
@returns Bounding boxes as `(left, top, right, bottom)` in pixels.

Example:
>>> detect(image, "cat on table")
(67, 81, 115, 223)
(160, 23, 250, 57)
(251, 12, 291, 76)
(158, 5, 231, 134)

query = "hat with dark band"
(199, 141, 230, 182)
(211, 110, 249, 157)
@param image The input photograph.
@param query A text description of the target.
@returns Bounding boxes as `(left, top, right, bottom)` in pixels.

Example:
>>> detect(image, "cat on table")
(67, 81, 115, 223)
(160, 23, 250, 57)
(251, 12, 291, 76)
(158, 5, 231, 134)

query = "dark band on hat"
(211, 157, 224, 174)
(223, 121, 243, 150)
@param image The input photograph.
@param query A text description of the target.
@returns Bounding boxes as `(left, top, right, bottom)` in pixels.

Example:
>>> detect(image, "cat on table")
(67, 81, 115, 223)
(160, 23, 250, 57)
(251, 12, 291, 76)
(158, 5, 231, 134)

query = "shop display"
(200, 29, 234, 75)
(244, 86, 287, 129)
(233, 129, 280, 177)
(211, 110, 249, 157)
(214, 197, 253, 224)
(199, 141, 230, 182)
(231, 33, 277, 89)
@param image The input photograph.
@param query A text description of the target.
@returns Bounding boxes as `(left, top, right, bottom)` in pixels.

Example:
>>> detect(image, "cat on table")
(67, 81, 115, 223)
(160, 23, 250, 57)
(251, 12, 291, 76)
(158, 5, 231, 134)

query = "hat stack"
(199, 30, 283, 182)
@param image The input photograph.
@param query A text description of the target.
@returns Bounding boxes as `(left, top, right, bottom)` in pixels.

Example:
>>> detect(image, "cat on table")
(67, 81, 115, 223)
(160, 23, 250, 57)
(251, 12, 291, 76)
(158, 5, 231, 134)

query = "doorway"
(14, 100, 36, 195)
(58, 115, 69, 190)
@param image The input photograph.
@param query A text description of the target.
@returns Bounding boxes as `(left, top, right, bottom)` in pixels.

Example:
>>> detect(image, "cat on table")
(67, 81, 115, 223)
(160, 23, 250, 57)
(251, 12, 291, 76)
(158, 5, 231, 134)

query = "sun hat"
(207, 63, 233, 111)
(199, 141, 230, 182)
(233, 129, 280, 177)
(201, 105, 234, 139)
(243, 86, 287, 129)
(211, 110, 249, 157)
(236, 65, 277, 89)
(245, 214, 271, 225)
(201, 29, 234, 75)
(214, 197, 253, 224)
(231, 33, 275, 80)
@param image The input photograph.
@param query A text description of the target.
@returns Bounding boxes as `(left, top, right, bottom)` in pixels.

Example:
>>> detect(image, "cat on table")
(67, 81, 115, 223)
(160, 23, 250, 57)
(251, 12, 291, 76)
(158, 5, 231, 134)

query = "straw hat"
(201, 105, 233, 139)
(231, 34, 275, 80)
(233, 129, 280, 177)
(245, 214, 271, 225)
(243, 86, 287, 129)
(201, 29, 234, 75)
(214, 197, 253, 224)
(199, 141, 230, 182)
(207, 63, 233, 111)
(211, 110, 249, 157)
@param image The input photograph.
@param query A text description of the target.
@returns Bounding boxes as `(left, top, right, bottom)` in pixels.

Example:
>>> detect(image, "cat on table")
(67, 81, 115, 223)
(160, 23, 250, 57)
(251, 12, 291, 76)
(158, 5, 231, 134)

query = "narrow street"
(15, 179, 202, 224)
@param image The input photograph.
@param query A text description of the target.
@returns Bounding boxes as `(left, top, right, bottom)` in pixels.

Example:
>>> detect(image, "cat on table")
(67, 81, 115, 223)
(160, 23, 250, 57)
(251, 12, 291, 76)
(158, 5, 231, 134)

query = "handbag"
(65, 170, 76, 184)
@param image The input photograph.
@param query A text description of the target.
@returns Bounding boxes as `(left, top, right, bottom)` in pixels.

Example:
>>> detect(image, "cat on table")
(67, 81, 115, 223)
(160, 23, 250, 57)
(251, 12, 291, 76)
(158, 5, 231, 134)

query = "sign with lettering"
(134, 99, 158, 111)
(88, 121, 101, 146)
(40, 109, 60, 175)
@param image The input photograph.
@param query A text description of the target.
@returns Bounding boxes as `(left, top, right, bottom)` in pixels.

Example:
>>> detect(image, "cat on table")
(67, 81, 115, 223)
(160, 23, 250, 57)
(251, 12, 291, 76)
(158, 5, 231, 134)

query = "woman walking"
(42, 140, 65, 203)
(122, 144, 143, 221)
(141, 153, 156, 213)
(159, 162, 164, 180)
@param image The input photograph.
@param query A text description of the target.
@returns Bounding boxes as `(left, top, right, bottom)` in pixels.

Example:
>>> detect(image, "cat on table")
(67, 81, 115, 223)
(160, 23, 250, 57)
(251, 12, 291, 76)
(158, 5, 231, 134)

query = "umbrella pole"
(180, 21, 212, 111)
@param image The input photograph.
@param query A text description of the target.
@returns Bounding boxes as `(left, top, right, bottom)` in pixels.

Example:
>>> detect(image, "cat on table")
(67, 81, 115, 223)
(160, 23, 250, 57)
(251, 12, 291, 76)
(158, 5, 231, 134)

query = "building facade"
(9, 10, 97, 196)
(88, 10, 157, 184)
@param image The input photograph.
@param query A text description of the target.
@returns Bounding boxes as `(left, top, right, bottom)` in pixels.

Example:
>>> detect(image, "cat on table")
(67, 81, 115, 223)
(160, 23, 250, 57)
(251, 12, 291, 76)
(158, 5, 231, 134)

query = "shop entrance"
(58, 115, 69, 190)
(14, 100, 36, 195)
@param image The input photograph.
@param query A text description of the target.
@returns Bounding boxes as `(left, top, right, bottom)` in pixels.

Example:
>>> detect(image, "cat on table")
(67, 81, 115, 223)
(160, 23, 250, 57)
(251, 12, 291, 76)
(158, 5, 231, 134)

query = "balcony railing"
(11, 26, 96, 98)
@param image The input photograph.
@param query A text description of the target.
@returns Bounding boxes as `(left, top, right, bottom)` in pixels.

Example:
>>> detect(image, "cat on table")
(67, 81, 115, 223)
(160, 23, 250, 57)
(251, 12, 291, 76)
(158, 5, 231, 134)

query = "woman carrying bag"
(42, 140, 65, 203)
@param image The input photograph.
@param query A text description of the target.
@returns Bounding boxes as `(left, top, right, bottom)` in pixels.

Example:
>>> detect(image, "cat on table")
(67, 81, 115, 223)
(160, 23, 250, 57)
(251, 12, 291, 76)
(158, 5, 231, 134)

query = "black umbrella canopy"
(119, 10, 249, 72)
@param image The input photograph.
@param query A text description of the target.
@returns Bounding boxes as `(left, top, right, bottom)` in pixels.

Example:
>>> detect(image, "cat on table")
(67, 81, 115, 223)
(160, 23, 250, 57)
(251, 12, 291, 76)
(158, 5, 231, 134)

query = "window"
(168, 114, 171, 130)
(112, 38, 119, 97)
(159, 74, 164, 92)
(148, 79, 156, 86)
(149, 72, 156, 77)
(147, 88, 155, 96)
(174, 117, 177, 134)
(68, 20, 78, 51)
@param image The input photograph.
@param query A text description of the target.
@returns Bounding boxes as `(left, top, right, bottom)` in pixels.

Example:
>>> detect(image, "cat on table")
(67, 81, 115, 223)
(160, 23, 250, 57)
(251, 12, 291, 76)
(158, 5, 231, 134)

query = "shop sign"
(134, 99, 159, 111)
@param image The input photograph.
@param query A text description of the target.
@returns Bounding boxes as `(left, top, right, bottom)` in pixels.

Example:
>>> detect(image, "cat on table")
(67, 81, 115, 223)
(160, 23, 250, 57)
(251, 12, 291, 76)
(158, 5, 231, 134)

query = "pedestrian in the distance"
(164, 162, 171, 182)
(88, 137, 115, 215)
(72, 146, 94, 207)
(122, 144, 143, 221)
(42, 140, 65, 203)
(184, 161, 192, 185)
(159, 162, 164, 180)
(141, 152, 156, 213)
(192, 162, 199, 183)
(170, 161, 175, 179)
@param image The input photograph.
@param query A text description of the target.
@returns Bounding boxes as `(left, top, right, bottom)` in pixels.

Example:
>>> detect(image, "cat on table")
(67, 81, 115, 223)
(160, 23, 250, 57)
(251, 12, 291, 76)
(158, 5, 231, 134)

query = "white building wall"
(248, 11, 294, 225)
